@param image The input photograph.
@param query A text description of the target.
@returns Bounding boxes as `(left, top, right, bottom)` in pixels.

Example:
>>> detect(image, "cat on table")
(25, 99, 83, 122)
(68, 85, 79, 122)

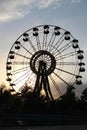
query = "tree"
(58, 86, 77, 113)
(61, 86, 76, 102)
(81, 88, 87, 102)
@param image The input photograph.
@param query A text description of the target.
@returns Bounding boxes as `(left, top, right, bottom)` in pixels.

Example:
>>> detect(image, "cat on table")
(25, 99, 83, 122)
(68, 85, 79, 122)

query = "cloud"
(37, 0, 58, 8)
(0, 0, 33, 22)
(71, 0, 81, 3)
(0, 0, 81, 22)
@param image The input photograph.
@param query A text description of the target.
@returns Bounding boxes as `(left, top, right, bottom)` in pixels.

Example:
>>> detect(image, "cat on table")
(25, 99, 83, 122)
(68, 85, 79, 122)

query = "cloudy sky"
(0, 0, 87, 93)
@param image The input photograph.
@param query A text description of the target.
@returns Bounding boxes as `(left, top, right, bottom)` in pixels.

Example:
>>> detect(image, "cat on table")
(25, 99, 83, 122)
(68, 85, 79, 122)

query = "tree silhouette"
(0, 84, 11, 112)
(57, 86, 77, 114)
(0, 83, 87, 115)
(81, 88, 87, 102)
(60, 86, 76, 102)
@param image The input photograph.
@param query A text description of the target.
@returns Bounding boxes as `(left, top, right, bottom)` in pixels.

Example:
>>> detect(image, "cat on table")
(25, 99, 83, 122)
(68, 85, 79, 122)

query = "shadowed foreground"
(0, 125, 87, 130)
(0, 84, 87, 126)
(0, 113, 87, 126)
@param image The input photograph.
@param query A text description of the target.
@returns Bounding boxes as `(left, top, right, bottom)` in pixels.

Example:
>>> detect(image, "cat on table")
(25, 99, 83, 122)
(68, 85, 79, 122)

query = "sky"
(0, 0, 87, 94)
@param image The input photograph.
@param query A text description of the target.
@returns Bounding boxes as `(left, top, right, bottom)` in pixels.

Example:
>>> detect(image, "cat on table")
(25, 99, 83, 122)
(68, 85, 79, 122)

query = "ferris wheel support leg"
(44, 76, 54, 101)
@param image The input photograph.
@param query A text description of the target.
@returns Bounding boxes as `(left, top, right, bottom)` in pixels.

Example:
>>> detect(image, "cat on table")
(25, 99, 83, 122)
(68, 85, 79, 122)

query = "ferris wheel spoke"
(56, 51, 76, 58)
(14, 70, 34, 86)
(53, 72, 70, 87)
(51, 34, 64, 51)
(54, 41, 72, 55)
(55, 67, 77, 76)
(28, 38, 36, 52)
(27, 73, 36, 84)
(56, 39, 65, 49)
(49, 36, 56, 52)
(52, 39, 65, 55)
(54, 43, 72, 56)
(46, 32, 55, 51)
(56, 41, 72, 55)
(49, 75, 62, 96)
(12, 71, 31, 85)
(12, 70, 30, 83)
(54, 34, 64, 47)
(42, 33, 48, 50)
(55, 51, 77, 61)
(11, 66, 30, 74)
(56, 62, 78, 65)
(14, 52, 30, 59)
(13, 61, 29, 65)
(35, 35, 41, 51)
(20, 43, 33, 55)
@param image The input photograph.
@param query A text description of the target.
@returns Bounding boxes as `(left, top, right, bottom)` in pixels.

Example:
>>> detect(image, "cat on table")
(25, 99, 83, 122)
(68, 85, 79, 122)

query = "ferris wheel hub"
(30, 50, 56, 76)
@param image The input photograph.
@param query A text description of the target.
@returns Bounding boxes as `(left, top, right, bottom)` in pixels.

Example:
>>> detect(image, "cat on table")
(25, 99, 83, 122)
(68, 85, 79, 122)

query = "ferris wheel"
(6, 25, 85, 100)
